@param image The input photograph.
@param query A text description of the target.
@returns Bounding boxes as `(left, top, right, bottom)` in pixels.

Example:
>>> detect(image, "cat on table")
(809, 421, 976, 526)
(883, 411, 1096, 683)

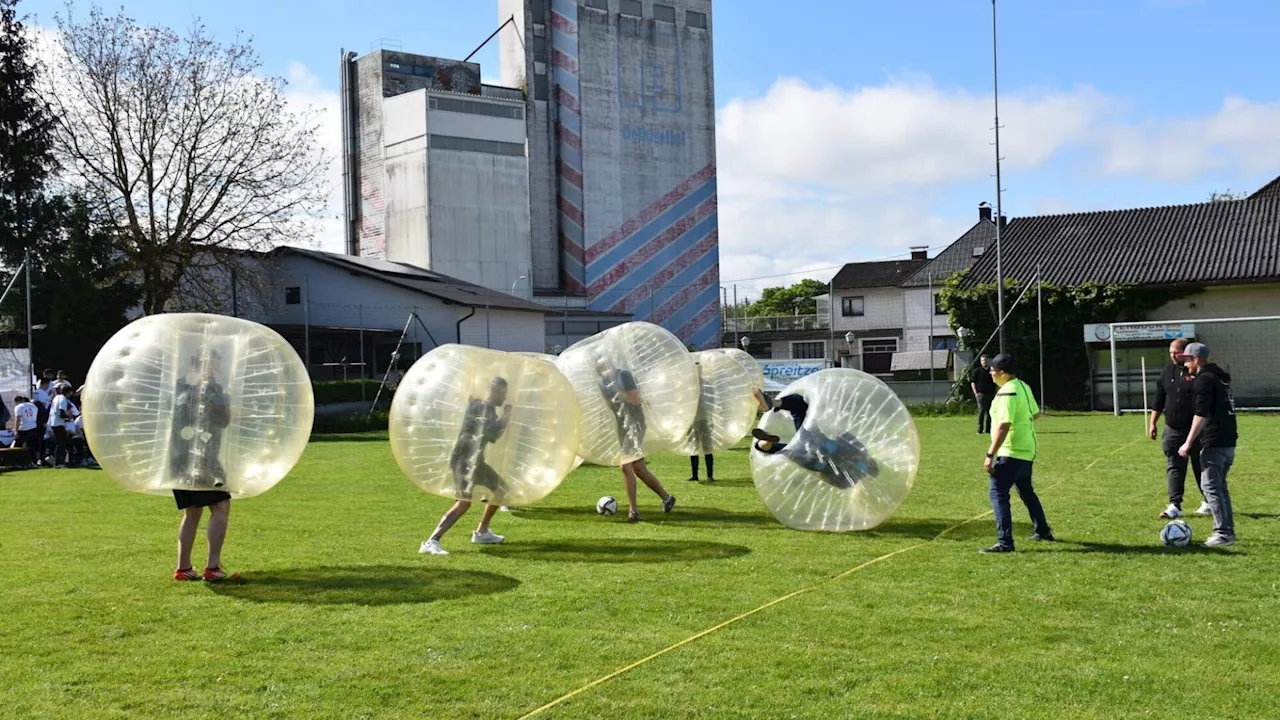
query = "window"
(532, 34, 547, 58)
(584, 0, 608, 9)
(931, 336, 958, 351)
(285, 286, 301, 305)
(533, 72, 549, 101)
(429, 134, 525, 157)
(619, 0, 642, 17)
(841, 296, 865, 317)
(654, 4, 676, 22)
(566, 321, 600, 335)
(860, 338, 898, 375)
(428, 95, 523, 120)
(686, 9, 708, 28)
(791, 341, 826, 360)
(933, 292, 945, 315)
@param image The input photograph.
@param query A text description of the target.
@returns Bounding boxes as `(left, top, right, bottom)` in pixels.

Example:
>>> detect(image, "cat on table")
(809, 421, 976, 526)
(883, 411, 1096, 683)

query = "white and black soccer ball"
(596, 496, 618, 516)
(1161, 520, 1193, 547)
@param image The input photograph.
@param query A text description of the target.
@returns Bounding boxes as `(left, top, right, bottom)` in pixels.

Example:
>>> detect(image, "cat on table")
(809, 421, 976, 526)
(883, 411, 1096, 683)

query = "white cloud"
(282, 62, 345, 254)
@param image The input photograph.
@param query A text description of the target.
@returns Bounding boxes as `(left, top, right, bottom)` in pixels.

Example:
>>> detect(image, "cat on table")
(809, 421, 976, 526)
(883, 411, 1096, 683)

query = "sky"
(18, 0, 1280, 297)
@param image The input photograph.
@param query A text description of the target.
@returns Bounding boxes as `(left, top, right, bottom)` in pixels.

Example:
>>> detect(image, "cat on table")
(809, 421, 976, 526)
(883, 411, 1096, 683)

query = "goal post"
(1109, 316, 1280, 415)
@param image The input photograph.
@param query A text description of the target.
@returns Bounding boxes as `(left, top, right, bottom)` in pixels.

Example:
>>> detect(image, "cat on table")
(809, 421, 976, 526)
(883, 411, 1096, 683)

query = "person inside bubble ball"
(420, 376, 512, 555)
(170, 349, 239, 582)
(750, 391, 879, 489)
(595, 356, 675, 523)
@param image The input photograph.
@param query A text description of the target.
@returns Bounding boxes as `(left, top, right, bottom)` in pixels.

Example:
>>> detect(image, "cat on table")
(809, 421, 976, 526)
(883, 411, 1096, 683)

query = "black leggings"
(689, 454, 714, 480)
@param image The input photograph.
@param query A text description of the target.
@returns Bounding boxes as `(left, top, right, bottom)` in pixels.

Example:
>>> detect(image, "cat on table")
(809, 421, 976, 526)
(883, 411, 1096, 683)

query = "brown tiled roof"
(960, 195, 1280, 288)
(831, 259, 928, 290)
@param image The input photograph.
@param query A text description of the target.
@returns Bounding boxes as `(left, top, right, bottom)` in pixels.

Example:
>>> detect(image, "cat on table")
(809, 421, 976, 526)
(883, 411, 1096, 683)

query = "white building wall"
(902, 286, 951, 353)
(457, 307, 546, 352)
(830, 287, 906, 333)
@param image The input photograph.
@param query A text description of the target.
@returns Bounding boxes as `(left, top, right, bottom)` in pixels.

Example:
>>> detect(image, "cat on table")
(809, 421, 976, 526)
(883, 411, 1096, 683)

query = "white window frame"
(790, 340, 827, 360)
(842, 295, 865, 317)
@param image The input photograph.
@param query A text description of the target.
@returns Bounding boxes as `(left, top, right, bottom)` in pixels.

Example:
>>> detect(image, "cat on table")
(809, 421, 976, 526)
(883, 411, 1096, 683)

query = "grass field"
(2, 414, 1279, 719)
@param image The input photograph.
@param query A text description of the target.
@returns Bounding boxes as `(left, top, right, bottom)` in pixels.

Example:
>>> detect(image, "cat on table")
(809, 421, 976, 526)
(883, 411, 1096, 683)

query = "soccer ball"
(596, 496, 618, 516)
(1161, 520, 1193, 547)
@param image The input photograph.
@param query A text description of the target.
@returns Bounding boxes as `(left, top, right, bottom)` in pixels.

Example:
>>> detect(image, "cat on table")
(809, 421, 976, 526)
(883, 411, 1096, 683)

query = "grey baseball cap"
(1182, 342, 1209, 358)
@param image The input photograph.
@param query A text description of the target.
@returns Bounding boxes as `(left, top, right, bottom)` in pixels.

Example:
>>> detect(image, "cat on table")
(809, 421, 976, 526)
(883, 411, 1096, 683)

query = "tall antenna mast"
(991, 0, 1006, 353)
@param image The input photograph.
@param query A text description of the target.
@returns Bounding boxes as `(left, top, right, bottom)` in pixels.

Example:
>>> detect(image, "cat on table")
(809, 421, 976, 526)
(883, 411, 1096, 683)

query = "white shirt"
(52, 380, 72, 394)
(71, 415, 84, 437)
(34, 387, 51, 408)
(50, 395, 72, 428)
(14, 402, 38, 431)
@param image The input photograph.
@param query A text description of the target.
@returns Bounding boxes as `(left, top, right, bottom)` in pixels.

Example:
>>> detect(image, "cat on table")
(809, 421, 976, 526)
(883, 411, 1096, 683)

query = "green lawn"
(2, 415, 1278, 719)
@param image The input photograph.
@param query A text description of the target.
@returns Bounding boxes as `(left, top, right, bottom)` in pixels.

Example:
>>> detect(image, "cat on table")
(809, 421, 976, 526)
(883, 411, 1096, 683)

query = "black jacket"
(1192, 363, 1237, 449)
(1152, 363, 1195, 431)
(972, 365, 997, 395)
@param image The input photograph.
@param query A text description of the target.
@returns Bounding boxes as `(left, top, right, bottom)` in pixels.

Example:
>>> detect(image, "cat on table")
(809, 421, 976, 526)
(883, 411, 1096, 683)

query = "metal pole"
(928, 273, 935, 404)
(359, 304, 366, 399)
(1110, 324, 1120, 416)
(1037, 263, 1045, 409)
(992, 0, 1006, 353)
(828, 282, 835, 368)
(24, 249, 33, 389)
(1141, 356, 1149, 428)
(485, 301, 491, 348)
(230, 266, 239, 318)
(303, 274, 311, 375)
(732, 285, 740, 349)
(563, 294, 568, 349)
(721, 286, 728, 347)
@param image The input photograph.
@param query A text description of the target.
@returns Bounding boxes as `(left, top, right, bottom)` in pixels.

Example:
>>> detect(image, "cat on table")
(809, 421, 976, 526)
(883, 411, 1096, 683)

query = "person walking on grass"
(980, 354, 1054, 554)
(971, 354, 997, 435)
(596, 356, 675, 523)
(1150, 337, 1210, 519)
(1177, 342, 1238, 548)
(421, 377, 512, 556)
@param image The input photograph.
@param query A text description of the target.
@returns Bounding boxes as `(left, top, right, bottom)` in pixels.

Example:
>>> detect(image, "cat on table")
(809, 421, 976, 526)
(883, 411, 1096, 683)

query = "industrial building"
(340, 0, 720, 348)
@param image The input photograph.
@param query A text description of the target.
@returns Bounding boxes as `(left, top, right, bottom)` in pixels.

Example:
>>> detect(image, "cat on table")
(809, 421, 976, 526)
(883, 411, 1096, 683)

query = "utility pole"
(992, 0, 1006, 353)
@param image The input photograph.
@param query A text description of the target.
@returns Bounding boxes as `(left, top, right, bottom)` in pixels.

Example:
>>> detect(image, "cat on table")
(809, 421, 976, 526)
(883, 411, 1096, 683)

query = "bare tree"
(44, 4, 329, 314)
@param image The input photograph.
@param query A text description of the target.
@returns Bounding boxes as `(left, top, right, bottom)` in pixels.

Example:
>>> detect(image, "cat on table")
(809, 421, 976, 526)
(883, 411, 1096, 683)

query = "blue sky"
(21, 0, 1280, 290)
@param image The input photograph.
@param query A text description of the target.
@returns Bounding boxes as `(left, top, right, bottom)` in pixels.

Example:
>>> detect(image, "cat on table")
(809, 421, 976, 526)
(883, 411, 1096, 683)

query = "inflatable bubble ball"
(83, 314, 314, 499)
(511, 352, 585, 470)
(555, 322, 699, 466)
(390, 345, 581, 506)
(750, 368, 920, 532)
(722, 347, 766, 391)
(672, 349, 761, 456)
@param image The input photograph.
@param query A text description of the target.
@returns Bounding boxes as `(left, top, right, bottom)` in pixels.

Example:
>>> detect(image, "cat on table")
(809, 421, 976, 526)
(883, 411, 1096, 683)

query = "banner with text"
(760, 360, 827, 392)
(1083, 323, 1196, 344)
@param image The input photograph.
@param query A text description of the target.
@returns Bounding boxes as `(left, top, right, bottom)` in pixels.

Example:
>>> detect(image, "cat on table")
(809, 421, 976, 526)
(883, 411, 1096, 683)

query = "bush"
(907, 401, 976, 417)
(311, 410, 390, 435)
(311, 379, 389, 405)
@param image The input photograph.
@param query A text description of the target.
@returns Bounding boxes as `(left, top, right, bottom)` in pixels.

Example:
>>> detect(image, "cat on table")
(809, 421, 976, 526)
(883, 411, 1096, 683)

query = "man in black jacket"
(1177, 342, 1238, 548)
(1149, 338, 1209, 519)
(971, 354, 997, 434)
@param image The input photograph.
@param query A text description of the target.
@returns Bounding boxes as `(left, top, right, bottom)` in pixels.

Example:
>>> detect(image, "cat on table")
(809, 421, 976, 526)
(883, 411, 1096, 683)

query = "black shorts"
(173, 490, 231, 510)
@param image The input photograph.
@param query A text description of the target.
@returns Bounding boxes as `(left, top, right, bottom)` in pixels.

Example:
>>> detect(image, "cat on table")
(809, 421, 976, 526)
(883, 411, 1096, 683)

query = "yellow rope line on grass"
(514, 436, 1145, 720)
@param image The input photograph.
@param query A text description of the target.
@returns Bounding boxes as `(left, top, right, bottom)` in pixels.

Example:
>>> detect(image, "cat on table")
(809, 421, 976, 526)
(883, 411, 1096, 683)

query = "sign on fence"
(760, 360, 826, 392)
(1083, 323, 1196, 343)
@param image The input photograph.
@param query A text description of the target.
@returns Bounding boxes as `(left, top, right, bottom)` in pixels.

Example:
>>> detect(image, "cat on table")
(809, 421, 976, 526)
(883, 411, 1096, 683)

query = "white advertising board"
(1083, 323, 1196, 344)
(760, 360, 826, 392)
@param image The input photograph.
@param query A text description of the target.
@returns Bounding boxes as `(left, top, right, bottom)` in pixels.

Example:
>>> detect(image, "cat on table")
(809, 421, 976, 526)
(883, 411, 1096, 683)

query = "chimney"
(998, 215, 1007, 229)
(978, 202, 992, 221)
(909, 246, 928, 261)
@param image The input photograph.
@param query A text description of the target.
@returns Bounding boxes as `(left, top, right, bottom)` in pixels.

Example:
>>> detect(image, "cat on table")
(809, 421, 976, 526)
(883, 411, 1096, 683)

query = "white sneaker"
(472, 530, 505, 545)
(1194, 502, 1213, 516)
(1204, 532, 1236, 548)
(419, 539, 449, 555)
(499, 506, 510, 512)
(1159, 504, 1182, 519)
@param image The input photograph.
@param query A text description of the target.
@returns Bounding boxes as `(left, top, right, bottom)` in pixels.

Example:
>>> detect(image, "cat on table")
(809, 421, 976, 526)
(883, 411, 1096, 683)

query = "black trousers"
(51, 426, 73, 466)
(690, 454, 714, 480)
(1162, 427, 1204, 507)
(976, 393, 993, 433)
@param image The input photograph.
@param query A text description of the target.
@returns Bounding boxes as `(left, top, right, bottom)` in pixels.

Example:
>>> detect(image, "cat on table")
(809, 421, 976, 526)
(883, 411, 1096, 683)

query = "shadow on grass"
(480, 538, 750, 563)
(309, 433, 389, 443)
(1056, 541, 1244, 556)
(1242, 512, 1280, 520)
(207, 565, 519, 605)
(513, 504, 780, 529)
(860, 518, 974, 540)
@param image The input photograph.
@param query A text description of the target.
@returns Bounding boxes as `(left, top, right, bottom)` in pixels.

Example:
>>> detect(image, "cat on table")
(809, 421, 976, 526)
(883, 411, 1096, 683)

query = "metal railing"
(724, 314, 829, 333)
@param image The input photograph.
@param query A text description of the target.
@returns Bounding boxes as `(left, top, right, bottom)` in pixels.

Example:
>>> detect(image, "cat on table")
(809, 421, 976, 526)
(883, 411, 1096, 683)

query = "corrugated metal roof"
(900, 219, 996, 287)
(831, 259, 928, 290)
(272, 247, 553, 313)
(960, 195, 1280, 288)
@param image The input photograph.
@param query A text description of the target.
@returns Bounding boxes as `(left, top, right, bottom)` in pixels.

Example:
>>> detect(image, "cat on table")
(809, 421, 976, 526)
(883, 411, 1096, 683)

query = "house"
(171, 247, 554, 379)
(828, 254, 928, 373)
(960, 182, 1280, 409)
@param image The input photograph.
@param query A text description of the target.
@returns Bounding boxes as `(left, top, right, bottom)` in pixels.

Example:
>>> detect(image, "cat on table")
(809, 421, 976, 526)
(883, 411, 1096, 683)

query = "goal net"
(1106, 316, 1280, 414)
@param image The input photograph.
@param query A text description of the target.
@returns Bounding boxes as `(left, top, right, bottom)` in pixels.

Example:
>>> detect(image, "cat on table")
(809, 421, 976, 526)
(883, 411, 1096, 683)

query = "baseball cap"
(1182, 342, 1209, 358)
(989, 353, 1017, 373)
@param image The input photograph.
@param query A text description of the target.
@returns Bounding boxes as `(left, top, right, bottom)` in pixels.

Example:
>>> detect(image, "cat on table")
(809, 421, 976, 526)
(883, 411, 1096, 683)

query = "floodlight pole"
(25, 248, 33, 387)
(1110, 324, 1120, 416)
(1037, 263, 1045, 410)
(992, 0, 1006, 353)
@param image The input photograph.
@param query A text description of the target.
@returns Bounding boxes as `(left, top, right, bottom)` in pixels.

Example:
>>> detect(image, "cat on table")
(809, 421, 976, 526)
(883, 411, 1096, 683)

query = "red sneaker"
(203, 567, 242, 582)
(174, 567, 200, 581)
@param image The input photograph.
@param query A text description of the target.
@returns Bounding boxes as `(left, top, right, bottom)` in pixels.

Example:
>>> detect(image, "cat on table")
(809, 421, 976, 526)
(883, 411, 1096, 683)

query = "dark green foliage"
(939, 271, 1196, 408)
(311, 410, 391, 435)
(744, 278, 828, 317)
(310, 379, 389, 405)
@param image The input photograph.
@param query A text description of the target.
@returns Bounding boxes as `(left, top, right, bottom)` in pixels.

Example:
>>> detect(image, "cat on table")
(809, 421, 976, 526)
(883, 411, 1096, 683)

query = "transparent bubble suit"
(511, 351, 585, 470)
(721, 347, 766, 392)
(750, 369, 920, 532)
(83, 314, 314, 498)
(390, 345, 581, 506)
(555, 322, 699, 466)
(672, 350, 760, 455)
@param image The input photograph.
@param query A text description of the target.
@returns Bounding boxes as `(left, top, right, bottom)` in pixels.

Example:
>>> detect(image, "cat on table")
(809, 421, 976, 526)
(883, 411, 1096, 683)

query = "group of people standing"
(969, 336, 1240, 552)
(5, 369, 92, 469)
